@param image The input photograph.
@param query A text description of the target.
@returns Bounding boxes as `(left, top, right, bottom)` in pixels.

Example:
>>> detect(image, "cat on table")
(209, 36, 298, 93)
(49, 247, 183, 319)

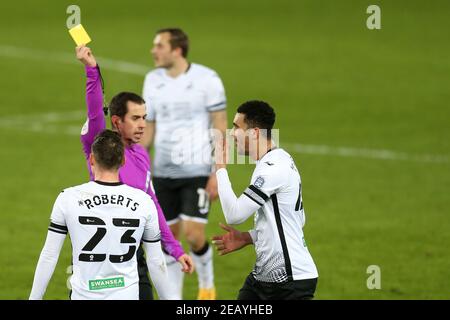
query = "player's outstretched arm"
(143, 241, 178, 300)
(76, 46, 106, 159)
(212, 223, 253, 256)
(29, 231, 66, 299)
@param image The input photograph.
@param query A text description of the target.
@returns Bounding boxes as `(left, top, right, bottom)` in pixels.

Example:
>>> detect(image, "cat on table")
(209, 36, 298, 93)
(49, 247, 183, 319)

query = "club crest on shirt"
(254, 176, 265, 188)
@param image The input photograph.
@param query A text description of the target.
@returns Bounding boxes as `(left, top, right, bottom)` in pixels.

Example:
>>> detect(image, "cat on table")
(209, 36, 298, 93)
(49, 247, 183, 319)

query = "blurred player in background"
(141, 28, 227, 299)
(30, 129, 176, 300)
(75, 45, 193, 300)
(213, 100, 319, 300)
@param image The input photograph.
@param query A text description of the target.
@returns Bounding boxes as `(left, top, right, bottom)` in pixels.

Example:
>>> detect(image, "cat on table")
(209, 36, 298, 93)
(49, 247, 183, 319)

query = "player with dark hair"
(213, 100, 319, 300)
(30, 129, 177, 300)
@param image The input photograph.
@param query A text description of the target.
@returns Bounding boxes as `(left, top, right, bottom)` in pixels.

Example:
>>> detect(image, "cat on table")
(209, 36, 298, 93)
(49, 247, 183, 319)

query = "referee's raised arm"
(76, 46, 106, 160)
(76, 45, 97, 68)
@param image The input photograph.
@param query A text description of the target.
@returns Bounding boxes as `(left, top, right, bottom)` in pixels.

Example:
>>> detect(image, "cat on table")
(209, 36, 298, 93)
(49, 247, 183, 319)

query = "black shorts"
(152, 176, 210, 224)
(238, 273, 318, 300)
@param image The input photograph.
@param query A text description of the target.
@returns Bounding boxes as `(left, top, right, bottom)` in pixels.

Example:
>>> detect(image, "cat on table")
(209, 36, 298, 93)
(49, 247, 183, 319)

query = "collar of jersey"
(94, 180, 123, 186)
(258, 147, 278, 162)
(163, 62, 192, 80)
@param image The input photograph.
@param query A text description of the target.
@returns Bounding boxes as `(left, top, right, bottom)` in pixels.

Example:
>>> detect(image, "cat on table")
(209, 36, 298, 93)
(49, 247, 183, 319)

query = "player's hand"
(76, 45, 97, 67)
(177, 253, 194, 274)
(214, 134, 228, 170)
(212, 223, 253, 256)
(205, 173, 218, 201)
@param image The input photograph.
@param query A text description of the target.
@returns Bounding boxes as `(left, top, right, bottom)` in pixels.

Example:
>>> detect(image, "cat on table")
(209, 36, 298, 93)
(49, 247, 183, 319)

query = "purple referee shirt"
(80, 65, 184, 260)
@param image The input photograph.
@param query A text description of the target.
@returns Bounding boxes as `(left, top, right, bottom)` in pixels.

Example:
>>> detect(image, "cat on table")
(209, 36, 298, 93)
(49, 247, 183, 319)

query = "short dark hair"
(237, 100, 276, 138)
(91, 129, 124, 170)
(156, 28, 189, 58)
(109, 92, 145, 120)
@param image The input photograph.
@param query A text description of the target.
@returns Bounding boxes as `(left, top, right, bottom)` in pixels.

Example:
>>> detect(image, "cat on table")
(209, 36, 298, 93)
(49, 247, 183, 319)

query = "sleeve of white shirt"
(216, 168, 261, 225)
(205, 73, 226, 112)
(143, 242, 178, 300)
(142, 198, 161, 244)
(29, 192, 68, 300)
(142, 198, 177, 300)
(243, 164, 285, 203)
(143, 74, 156, 121)
(216, 165, 285, 225)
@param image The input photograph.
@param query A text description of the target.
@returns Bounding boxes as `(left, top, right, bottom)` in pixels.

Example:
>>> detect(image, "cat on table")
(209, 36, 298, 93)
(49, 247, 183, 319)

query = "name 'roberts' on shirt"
(83, 194, 139, 211)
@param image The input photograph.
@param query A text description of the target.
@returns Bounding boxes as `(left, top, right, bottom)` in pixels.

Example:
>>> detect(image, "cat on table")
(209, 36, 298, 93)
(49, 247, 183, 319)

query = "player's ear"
(174, 46, 183, 58)
(89, 153, 95, 167)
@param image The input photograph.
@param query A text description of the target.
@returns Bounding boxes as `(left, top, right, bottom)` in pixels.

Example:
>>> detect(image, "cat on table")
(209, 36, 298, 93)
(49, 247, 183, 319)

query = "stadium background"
(0, 0, 449, 299)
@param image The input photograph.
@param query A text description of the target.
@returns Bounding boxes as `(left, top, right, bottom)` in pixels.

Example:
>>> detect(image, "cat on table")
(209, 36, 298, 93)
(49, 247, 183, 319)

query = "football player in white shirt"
(213, 100, 318, 300)
(141, 28, 227, 300)
(29, 130, 176, 300)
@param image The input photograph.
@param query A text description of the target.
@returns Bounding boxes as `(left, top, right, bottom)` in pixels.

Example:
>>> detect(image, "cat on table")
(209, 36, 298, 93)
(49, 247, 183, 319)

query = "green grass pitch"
(0, 0, 449, 299)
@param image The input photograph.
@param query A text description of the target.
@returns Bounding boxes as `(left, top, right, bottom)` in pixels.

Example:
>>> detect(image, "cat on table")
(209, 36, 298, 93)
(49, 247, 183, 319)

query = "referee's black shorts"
(238, 273, 318, 300)
(152, 176, 210, 224)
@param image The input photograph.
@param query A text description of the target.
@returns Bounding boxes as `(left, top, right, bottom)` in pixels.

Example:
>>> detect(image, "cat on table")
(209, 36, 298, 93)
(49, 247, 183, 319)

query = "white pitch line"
(0, 110, 85, 125)
(0, 45, 149, 76)
(0, 110, 447, 164)
(283, 143, 449, 164)
(0, 45, 448, 164)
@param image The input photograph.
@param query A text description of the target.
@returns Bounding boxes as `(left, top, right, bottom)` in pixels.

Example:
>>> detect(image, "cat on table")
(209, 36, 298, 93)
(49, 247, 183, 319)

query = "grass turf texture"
(0, 0, 449, 299)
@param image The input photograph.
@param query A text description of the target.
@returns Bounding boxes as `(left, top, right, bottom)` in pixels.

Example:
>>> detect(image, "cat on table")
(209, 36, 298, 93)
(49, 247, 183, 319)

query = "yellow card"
(69, 24, 91, 46)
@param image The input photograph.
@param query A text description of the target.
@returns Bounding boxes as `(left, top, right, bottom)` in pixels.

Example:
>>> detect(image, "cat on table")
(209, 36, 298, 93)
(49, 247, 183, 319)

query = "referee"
(213, 100, 318, 300)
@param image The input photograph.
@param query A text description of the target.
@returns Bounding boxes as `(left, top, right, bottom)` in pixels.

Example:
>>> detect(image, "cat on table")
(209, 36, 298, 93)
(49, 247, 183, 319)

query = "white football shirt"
(49, 181, 161, 300)
(217, 148, 318, 283)
(143, 63, 226, 178)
